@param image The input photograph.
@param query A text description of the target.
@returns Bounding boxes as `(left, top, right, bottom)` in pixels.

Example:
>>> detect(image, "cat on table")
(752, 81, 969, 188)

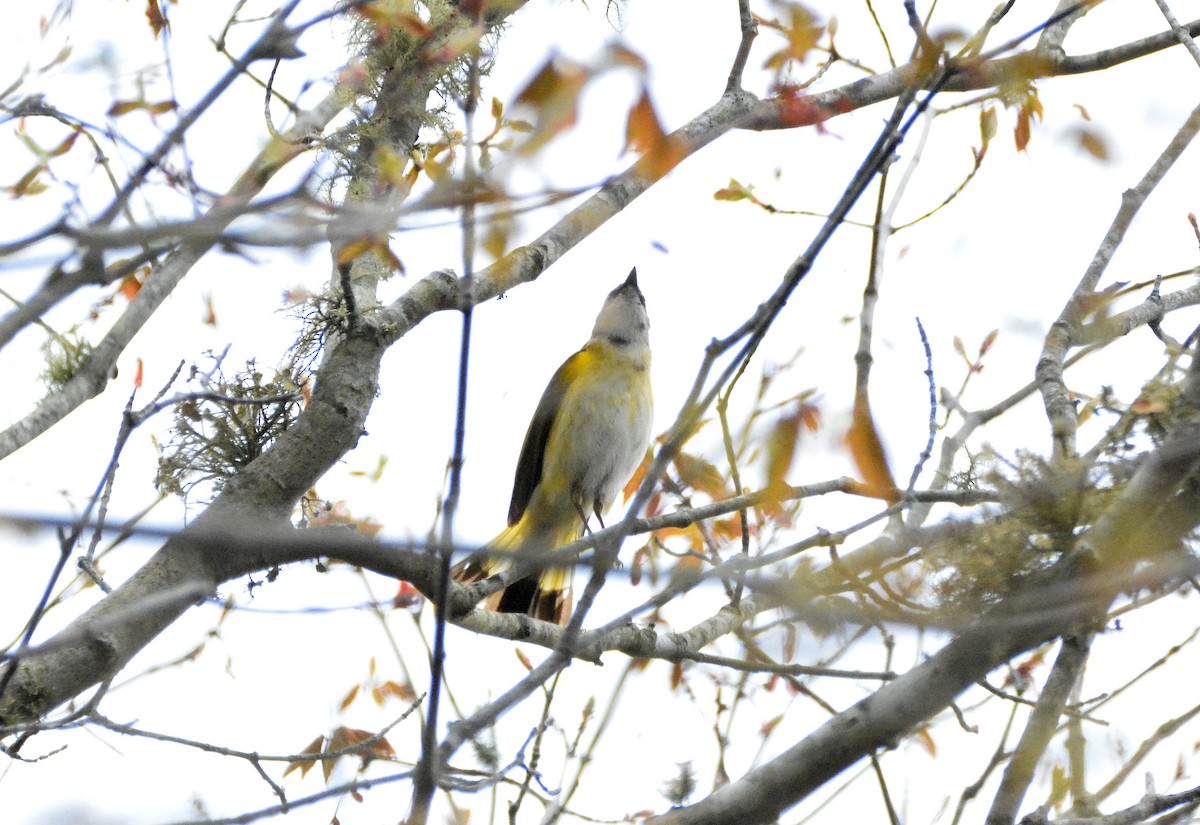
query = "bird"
(452, 269, 654, 624)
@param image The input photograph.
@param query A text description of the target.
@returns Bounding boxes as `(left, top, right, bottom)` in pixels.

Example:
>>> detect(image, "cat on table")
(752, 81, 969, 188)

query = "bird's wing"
(507, 348, 590, 526)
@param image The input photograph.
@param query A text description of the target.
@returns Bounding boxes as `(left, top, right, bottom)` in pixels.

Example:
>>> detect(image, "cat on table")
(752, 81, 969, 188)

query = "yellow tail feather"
(451, 516, 580, 624)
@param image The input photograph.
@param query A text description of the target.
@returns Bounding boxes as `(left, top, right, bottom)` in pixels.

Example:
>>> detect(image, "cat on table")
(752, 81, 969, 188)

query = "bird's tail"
(451, 517, 580, 625)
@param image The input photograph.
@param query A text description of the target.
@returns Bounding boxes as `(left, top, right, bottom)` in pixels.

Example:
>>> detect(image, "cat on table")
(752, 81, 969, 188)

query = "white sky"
(3, 0, 1200, 823)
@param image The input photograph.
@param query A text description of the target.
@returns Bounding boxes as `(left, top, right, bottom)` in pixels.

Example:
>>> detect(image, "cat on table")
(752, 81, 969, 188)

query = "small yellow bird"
(453, 269, 654, 624)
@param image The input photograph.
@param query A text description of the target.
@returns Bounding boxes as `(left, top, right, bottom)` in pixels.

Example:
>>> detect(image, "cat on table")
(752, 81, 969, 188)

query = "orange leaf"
(324, 726, 393, 771)
(607, 42, 648, 70)
(201, 292, 217, 326)
(133, 358, 144, 389)
(118, 272, 145, 301)
(760, 5, 824, 72)
(623, 447, 654, 502)
(380, 680, 417, 702)
(515, 648, 533, 671)
(339, 685, 359, 712)
(846, 398, 899, 502)
(284, 735, 326, 779)
(336, 236, 404, 273)
(672, 452, 728, 500)
(711, 515, 744, 542)
(624, 87, 689, 180)
(764, 409, 803, 492)
(1014, 88, 1042, 153)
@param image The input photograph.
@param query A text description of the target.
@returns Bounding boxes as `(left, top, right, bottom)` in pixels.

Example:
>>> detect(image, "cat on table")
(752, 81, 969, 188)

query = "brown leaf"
(48, 130, 80, 158)
(8, 166, 47, 197)
(513, 57, 592, 154)
(1014, 88, 1043, 153)
(145, 0, 169, 39)
(1071, 125, 1109, 161)
(283, 735, 326, 779)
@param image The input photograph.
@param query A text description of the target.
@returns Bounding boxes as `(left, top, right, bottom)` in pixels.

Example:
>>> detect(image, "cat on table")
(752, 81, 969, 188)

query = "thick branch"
(987, 635, 1095, 825)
